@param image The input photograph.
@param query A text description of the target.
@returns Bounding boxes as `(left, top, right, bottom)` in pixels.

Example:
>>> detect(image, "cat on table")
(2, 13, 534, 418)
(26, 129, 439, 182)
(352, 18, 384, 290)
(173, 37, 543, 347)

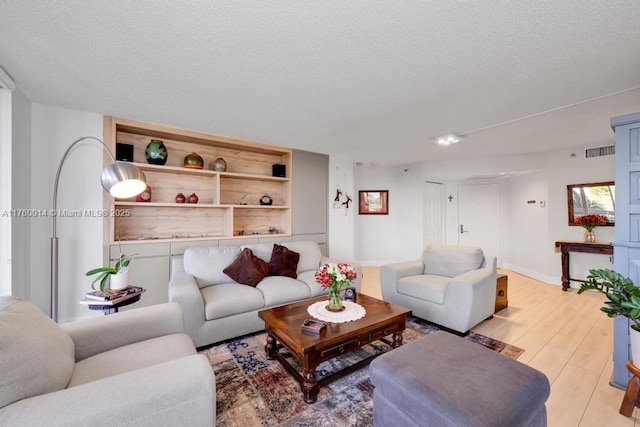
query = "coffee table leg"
(392, 331, 403, 348)
(302, 367, 319, 403)
(265, 333, 276, 360)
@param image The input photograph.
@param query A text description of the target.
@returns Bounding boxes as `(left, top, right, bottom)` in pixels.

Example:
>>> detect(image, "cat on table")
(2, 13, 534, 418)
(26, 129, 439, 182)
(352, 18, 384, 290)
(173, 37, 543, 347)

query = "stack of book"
(80, 285, 145, 306)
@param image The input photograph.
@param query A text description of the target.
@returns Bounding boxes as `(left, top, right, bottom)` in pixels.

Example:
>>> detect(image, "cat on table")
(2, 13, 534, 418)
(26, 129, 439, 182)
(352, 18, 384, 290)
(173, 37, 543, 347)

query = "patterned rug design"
(199, 316, 524, 426)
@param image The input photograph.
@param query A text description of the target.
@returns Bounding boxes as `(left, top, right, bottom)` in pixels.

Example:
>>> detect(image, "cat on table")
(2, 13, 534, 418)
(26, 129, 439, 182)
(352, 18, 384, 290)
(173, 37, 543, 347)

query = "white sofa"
(380, 244, 497, 334)
(169, 241, 362, 348)
(0, 297, 215, 427)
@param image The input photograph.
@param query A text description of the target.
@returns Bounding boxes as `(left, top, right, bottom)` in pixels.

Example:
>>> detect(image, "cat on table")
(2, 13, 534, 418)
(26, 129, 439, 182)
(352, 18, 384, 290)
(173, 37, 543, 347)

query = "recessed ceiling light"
(433, 133, 463, 146)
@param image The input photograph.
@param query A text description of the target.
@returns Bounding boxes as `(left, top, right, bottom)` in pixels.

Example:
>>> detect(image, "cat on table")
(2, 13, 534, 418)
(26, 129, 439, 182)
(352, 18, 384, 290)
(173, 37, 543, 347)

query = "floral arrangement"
(574, 214, 608, 232)
(315, 262, 357, 294)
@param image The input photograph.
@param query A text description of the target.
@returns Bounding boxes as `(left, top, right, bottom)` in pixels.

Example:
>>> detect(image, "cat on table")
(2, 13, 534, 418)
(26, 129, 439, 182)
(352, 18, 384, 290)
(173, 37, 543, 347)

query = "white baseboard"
(501, 263, 560, 287)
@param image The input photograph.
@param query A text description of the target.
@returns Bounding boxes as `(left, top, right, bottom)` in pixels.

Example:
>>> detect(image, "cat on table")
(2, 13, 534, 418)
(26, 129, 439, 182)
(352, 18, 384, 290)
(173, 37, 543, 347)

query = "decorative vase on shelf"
(326, 289, 344, 312)
(584, 229, 596, 243)
(136, 185, 151, 202)
(212, 157, 227, 172)
(145, 139, 168, 165)
(184, 152, 204, 169)
(175, 193, 186, 203)
(188, 193, 199, 204)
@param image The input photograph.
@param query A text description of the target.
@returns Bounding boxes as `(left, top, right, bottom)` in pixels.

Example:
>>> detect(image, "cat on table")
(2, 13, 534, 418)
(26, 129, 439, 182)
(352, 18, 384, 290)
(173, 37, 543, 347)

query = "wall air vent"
(585, 145, 615, 158)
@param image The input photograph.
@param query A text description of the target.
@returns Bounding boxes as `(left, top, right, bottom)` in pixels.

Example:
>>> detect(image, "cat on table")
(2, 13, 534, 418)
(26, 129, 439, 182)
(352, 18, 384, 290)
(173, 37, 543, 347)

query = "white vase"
(630, 325, 640, 367)
(109, 271, 129, 290)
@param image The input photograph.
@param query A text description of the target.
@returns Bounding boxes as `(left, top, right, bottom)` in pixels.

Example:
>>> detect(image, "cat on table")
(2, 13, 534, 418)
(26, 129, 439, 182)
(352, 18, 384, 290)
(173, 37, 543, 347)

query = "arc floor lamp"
(51, 136, 146, 321)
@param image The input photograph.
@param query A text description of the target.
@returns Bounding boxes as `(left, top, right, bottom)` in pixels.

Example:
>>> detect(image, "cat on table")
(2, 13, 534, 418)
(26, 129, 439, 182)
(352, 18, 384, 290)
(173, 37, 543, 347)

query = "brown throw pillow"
(269, 244, 300, 278)
(223, 248, 270, 287)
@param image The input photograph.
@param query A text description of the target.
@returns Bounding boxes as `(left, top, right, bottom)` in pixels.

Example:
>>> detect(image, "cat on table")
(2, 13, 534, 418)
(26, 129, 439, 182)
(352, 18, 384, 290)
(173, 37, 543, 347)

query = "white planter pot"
(109, 271, 129, 290)
(630, 325, 640, 367)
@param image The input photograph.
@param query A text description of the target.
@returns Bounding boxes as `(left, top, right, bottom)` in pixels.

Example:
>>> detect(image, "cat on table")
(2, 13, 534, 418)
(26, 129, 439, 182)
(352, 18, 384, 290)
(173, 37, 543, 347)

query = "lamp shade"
(101, 161, 147, 198)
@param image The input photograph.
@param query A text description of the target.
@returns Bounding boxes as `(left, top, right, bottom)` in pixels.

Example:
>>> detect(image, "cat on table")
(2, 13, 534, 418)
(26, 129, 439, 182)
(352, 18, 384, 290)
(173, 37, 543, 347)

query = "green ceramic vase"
(184, 152, 204, 169)
(145, 140, 168, 165)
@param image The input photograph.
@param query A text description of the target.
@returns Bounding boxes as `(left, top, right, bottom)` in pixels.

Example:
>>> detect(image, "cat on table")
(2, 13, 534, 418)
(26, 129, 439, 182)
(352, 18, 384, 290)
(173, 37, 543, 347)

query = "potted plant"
(86, 252, 135, 292)
(578, 268, 640, 365)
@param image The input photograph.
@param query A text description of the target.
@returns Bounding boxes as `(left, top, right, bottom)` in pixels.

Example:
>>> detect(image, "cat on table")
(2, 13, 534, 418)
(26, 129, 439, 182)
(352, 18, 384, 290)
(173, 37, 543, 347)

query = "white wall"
(353, 147, 615, 287)
(354, 163, 424, 264)
(542, 147, 615, 283)
(328, 155, 356, 260)
(10, 89, 32, 298)
(0, 89, 11, 295)
(505, 172, 550, 280)
(30, 104, 104, 321)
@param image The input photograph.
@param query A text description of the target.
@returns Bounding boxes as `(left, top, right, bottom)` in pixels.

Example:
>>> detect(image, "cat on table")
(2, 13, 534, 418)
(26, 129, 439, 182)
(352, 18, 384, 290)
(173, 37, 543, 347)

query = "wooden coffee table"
(258, 293, 411, 403)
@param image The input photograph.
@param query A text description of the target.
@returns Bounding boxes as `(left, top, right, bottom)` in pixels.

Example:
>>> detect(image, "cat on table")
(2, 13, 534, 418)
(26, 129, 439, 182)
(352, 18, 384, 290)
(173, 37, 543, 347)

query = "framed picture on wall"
(358, 190, 389, 215)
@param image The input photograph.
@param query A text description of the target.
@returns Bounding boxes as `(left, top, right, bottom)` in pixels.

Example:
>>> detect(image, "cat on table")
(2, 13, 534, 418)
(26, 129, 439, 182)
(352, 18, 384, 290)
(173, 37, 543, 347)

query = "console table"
(554, 241, 613, 291)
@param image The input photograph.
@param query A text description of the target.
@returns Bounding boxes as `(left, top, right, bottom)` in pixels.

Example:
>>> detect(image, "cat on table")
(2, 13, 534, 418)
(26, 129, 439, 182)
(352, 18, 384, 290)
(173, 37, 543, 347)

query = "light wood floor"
(359, 266, 639, 427)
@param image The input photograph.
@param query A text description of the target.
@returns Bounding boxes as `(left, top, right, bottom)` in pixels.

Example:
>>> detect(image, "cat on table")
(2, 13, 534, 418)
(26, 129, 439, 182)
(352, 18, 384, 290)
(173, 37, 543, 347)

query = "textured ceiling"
(1, 1, 639, 166)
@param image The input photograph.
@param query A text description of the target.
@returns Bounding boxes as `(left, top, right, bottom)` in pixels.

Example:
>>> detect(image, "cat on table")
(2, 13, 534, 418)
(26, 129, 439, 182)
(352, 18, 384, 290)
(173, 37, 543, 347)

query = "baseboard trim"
(501, 263, 560, 287)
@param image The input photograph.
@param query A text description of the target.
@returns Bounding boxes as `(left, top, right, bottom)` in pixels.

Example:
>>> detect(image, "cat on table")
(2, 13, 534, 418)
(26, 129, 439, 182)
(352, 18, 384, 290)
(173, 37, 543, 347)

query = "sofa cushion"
(397, 275, 450, 305)
(223, 248, 270, 287)
(257, 276, 312, 306)
(269, 244, 300, 278)
(184, 246, 242, 288)
(241, 243, 274, 263)
(68, 334, 196, 387)
(0, 297, 75, 409)
(422, 244, 484, 278)
(282, 241, 322, 273)
(297, 270, 326, 297)
(201, 283, 265, 320)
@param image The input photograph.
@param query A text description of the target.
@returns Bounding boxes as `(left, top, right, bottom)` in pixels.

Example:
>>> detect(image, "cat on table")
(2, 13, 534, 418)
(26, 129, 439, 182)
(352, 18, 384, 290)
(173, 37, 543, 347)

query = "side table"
(87, 294, 141, 315)
(554, 241, 613, 291)
(495, 274, 508, 313)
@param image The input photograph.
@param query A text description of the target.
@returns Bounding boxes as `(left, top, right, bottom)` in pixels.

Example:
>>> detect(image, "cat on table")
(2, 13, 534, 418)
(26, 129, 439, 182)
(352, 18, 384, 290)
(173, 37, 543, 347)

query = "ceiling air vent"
(585, 145, 615, 158)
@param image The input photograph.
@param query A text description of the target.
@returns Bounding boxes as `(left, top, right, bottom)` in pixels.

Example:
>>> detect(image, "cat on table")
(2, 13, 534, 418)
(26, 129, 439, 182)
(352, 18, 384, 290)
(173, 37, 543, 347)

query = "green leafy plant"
(578, 268, 640, 331)
(86, 253, 135, 292)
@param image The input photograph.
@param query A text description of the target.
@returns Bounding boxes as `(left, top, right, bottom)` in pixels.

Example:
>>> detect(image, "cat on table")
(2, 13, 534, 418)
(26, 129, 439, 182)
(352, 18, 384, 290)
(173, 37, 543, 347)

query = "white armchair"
(380, 244, 497, 334)
(0, 297, 215, 426)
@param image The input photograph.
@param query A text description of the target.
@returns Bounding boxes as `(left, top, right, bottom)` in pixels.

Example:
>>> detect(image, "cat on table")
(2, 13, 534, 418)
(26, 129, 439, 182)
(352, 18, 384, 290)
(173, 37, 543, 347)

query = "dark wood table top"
(258, 293, 412, 356)
(554, 240, 613, 254)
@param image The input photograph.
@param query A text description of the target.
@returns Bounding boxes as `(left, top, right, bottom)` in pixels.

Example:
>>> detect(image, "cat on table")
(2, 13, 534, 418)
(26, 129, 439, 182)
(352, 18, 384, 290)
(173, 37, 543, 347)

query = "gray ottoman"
(369, 331, 550, 427)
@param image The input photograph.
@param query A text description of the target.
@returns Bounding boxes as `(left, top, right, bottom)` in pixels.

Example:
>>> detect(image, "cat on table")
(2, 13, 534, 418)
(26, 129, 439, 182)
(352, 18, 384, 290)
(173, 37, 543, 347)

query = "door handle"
(460, 224, 469, 234)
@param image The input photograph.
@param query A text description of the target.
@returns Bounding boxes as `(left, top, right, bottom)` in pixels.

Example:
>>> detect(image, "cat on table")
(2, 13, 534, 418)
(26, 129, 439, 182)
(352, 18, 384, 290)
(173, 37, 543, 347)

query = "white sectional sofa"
(169, 241, 362, 348)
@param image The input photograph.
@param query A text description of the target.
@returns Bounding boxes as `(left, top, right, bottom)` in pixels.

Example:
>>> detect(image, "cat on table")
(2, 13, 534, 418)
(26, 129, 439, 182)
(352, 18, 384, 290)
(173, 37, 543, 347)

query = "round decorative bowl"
(212, 157, 227, 172)
(184, 152, 204, 169)
(145, 140, 168, 165)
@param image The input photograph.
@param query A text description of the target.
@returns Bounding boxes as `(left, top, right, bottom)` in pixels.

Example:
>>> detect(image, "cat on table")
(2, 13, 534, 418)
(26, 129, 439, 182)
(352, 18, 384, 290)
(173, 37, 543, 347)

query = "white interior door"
(458, 183, 501, 265)
(424, 181, 444, 247)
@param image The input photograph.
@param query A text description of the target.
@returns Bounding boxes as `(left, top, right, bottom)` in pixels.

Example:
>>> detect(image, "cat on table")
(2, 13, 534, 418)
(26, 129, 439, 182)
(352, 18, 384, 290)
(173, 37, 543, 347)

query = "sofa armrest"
(320, 257, 363, 292)
(380, 260, 424, 299)
(0, 355, 215, 427)
(449, 266, 496, 291)
(380, 260, 424, 284)
(61, 302, 185, 362)
(444, 256, 498, 331)
(168, 269, 206, 345)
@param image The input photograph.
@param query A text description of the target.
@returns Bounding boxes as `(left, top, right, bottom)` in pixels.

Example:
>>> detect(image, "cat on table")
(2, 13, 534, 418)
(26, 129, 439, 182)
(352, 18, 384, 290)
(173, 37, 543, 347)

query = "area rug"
(199, 316, 524, 426)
